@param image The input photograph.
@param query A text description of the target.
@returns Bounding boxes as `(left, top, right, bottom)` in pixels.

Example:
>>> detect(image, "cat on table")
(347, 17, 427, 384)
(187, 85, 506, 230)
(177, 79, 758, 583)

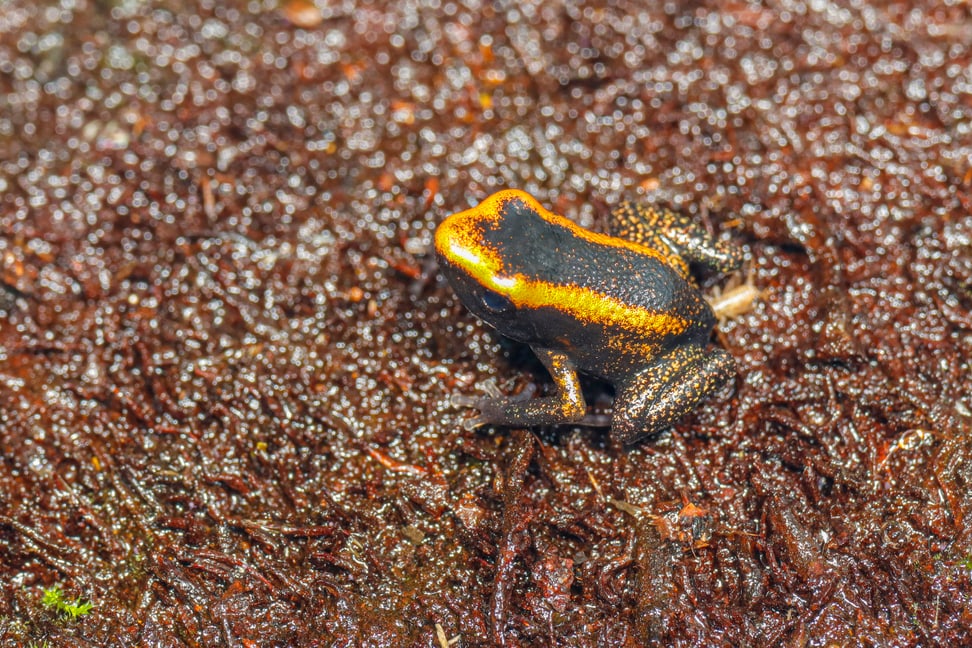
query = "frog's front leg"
(454, 347, 587, 431)
(611, 345, 734, 445)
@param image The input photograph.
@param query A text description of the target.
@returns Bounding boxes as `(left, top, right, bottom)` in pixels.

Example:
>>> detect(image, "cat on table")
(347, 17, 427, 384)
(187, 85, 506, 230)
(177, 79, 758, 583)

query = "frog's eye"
(480, 288, 514, 315)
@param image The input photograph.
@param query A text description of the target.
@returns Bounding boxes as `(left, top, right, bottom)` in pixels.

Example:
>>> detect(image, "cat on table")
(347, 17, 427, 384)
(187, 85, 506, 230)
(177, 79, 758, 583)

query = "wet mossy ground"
(1, 0, 971, 645)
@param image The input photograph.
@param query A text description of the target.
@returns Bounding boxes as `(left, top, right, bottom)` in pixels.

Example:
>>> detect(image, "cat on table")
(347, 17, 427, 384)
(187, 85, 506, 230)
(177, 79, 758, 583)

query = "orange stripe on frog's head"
(435, 190, 689, 340)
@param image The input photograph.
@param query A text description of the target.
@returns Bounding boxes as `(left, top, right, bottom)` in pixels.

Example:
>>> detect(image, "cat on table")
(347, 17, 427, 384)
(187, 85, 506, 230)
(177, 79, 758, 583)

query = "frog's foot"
(451, 348, 588, 431)
(611, 346, 735, 445)
(451, 381, 539, 430)
(450, 377, 508, 405)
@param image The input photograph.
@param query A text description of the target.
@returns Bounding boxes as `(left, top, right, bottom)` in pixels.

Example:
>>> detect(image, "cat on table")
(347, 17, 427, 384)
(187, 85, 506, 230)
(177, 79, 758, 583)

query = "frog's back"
(478, 196, 715, 375)
(486, 198, 711, 325)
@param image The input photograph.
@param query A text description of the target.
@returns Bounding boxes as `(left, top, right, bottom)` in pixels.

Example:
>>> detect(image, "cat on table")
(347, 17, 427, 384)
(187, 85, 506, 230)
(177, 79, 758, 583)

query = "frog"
(434, 189, 743, 445)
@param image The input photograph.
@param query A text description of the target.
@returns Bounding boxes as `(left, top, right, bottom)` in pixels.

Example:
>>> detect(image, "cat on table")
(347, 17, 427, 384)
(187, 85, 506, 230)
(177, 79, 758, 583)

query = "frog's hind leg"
(611, 202, 743, 275)
(610, 345, 735, 445)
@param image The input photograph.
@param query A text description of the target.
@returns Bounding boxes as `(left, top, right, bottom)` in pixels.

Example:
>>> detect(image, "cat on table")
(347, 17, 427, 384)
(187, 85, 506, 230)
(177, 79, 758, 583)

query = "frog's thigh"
(467, 347, 587, 428)
(611, 346, 734, 445)
(612, 201, 742, 274)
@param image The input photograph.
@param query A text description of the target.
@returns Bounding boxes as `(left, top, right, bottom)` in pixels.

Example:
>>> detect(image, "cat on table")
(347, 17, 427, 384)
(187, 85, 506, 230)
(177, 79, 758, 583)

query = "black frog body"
(435, 189, 742, 445)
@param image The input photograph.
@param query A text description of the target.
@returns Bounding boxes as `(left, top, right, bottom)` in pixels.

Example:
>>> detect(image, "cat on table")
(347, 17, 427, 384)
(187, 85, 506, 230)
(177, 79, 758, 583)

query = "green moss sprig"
(40, 586, 93, 619)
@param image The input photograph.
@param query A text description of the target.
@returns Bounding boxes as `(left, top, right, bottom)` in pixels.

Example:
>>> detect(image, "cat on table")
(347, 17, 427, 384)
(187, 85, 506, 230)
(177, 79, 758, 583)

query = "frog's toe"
(479, 378, 504, 398)
(456, 398, 507, 430)
(450, 393, 479, 408)
(451, 381, 535, 409)
(449, 379, 505, 408)
(461, 415, 489, 431)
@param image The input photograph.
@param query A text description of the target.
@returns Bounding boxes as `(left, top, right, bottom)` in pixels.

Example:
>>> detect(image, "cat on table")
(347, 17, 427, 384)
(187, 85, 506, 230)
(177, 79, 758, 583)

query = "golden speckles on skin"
(610, 201, 690, 277)
(611, 201, 743, 280)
